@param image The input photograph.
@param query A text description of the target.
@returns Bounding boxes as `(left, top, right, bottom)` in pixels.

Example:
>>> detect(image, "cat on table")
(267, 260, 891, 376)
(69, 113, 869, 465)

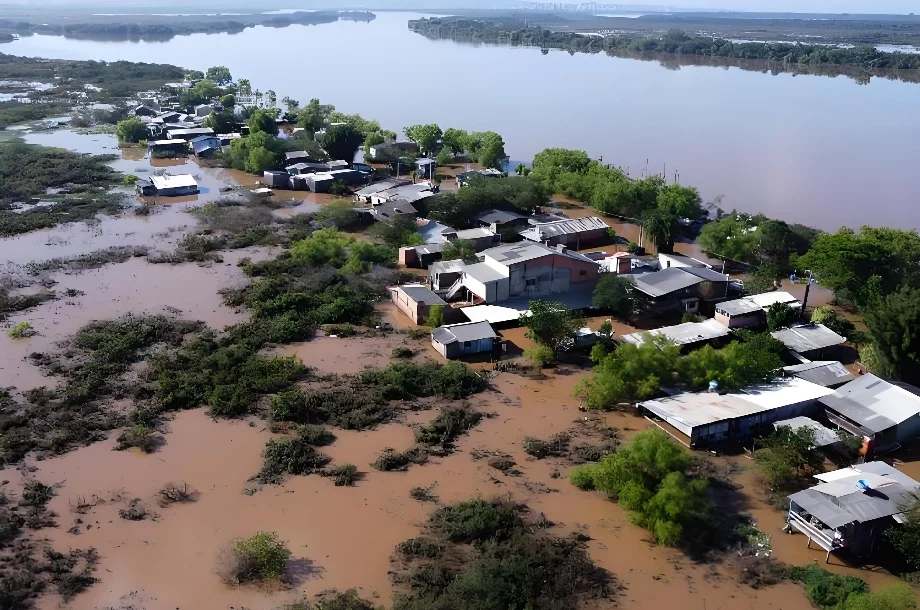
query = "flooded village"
(1, 49, 919, 610)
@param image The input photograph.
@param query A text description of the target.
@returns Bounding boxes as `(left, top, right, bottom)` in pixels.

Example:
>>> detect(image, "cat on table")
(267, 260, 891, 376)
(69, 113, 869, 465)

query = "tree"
(863, 286, 920, 382)
(570, 429, 708, 546)
(679, 335, 783, 392)
(426, 305, 443, 328)
(522, 301, 584, 350)
(656, 184, 701, 219)
(265, 89, 277, 108)
(698, 213, 762, 264)
(766, 301, 798, 331)
(474, 131, 507, 169)
(888, 489, 920, 569)
(248, 109, 278, 136)
(364, 132, 386, 156)
(441, 127, 468, 155)
(576, 337, 679, 409)
(321, 123, 363, 163)
(115, 117, 147, 143)
(316, 199, 359, 230)
(744, 262, 780, 296)
(247, 146, 277, 173)
(754, 426, 824, 488)
(205, 65, 232, 85)
(436, 147, 454, 166)
(514, 163, 526, 176)
(237, 78, 252, 96)
(281, 96, 299, 114)
(641, 208, 673, 250)
(441, 239, 476, 261)
(404, 123, 442, 155)
(183, 79, 220, 105)
(592, 275, 636, 319)
(204, 109, 236, 134)
(368, 215, 423, 247)
(524, 345, 555, 369)
(329, 111, 383, 136)
(297, 98, 335, 136)
(811, 306, 862, 343)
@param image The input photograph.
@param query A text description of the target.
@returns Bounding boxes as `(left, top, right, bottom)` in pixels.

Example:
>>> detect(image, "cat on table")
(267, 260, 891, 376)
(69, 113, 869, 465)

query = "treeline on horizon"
(409, 18, 920, 72)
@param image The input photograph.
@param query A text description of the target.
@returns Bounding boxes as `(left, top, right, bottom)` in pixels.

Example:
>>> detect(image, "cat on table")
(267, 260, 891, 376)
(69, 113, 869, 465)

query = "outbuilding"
(771, 324, 847, 360)
(389, 284, 463, 325)
(519, 216, 609, 249)
(431, 321, 498, 359)
(136, 174, 199, 197)
(620, 319, 732, 351)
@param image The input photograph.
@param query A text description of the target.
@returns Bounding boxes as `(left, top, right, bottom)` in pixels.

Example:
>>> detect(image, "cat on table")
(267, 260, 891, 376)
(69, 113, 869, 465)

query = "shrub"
(371, 447, 427, 472)
(158, 481, 196, 507)
(257, 429, 332, 484)
(414, 406, 483, 448)
(522, 433, 569, 459)
(841, 584, 918, 610)
(431, 498, 520, 544)
(118, 498, 150, 521)
(324, 464, 358, 487)
(425, 305, 443, 328)
(569, 465, 597, 490)
(392, 346, 415, 359)
(788, 564, 868, 609)
(736, 556, 787, 589)
(755, 426, 824, 489)
(114, 424, 161, 453)
(219, 531, 291, 583)
(6, 321, 34, 339)
(523, 345, 555, 369)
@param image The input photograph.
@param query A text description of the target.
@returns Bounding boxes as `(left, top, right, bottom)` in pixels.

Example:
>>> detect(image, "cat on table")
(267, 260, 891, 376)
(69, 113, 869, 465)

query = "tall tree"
(656, 184, 701, 219)
(265, 89, 277, 108)
(281, 96, 300, 114)
(205, 65, 232, 85)
(592, 275, 636, 319)
(523, 301, 584, 350)
(237, 78, 252, 96)
(766, 302, 798, 331)
(297, 98, 335, 137)
(219, 94, 236, 109)
(204, 109, 236, 134)
(115, 117, 147, 143)
(641, 208, 673, 250)
(320, 124, 363, 163)
(474, 131, 507, 169)
(863, 286, 920, 383)
(403, 123, 442, 155)
(441, 127, 468, 155)
(248, 109, 278, 136)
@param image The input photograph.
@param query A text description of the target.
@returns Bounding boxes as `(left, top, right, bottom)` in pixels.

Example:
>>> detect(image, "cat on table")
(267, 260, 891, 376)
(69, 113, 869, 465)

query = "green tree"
(474, 131, 507, 169)
(183, 79, 220, 105)
(656, 184, 701, 219)
(888, 489, 920, 569)
(744, 262, 780, 296)
(115, 117, 147, 143)
(203, 109, 236, 134)
(441, 239, 476, 261)
(523, 301, 584, 350)
(219, 94, 236, 109)
(404, 123, 442, 155)
(811, 306, 862, 343)
(592, 275, 636, 318)
(328, 111, 383, 136)
(863, 286, 920, 382)
(297, 97, 335, 136)
(441, 127, 468, 155)
(524, 345, 555, 369)
(248, 109, 278, 136)
(205, 65, 232, 85)
(766, 301, 798, 331)
(436, 147, 454, 166)
(321, 123, 363, 163)
(679, 336, 783, 392)
(570, 429, 708, 546)
(265, 89, 277, 108)
(426, 304, 443, 328)
(316, 199, 359, 230)
(246, 146, 277, 173)
(364, 132, 386, 156)
(368, 215, 423, 248)
(237, 78, 252, 96)
(754, 426, 824, 488)
(281, 96, 299, 113)
(575, 336, 679, 409)
(514, 163, 526, 176)
(641, 208, 673, 250)
(698, 213, 762, 264)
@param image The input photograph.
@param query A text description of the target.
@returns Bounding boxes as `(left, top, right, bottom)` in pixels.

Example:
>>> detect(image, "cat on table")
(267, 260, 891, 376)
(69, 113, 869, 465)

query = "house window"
(525, 278, 537, 287)
(463, 341, 473, 353)
(579, 270, 587, 277)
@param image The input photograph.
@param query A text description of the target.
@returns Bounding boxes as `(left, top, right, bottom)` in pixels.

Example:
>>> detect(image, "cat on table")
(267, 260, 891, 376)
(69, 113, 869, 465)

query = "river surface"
(4, 11, 920, 231)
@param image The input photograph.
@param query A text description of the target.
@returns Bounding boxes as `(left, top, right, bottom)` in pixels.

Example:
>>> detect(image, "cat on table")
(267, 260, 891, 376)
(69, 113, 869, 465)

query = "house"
(285, 150, 322, 164)
(621, 319, 731, 351)
(771, 324, 847, 359)
(399, 243, 445, 268)
(819, 374, 920, 452)
(369, 183, 435, 206)
(194, 104, 216, 117)
(165, 127, 215, 141)
(263, 171, 293, 190)
(417, 219, 455, 244)
(147, 139, 189, 156)
(389, 284, 463, 325)
(638, 377, 834, 447)
(443, 242, 601, 304)
(429, 259, 468, 291)
(305, 173, 335, 193)
(133, 104, 159, 117)
(441, 227, 501, 251)
(631, 267, 729, 315)
(136, 174, 199, 197)
(416, 158, 436, 179)
(370, 200, 418, 221)
(354, 179, 411, 203)
(518, 216, 609, 249)
(326, 169, 368, 186)
(431, 321, 498, 359)
(658, 253, 711, 269)
(368, 141, 418, 160)
(456, 168, 503, 187)
(327, 160, 351, 172)
(715, 291, 801, 329)
(787, 462, 920, 561)
(286, 162, 331, 176)
(782, 361, 855, 388)
(189, 135, 222, 158)
(472, 209, 528, 234)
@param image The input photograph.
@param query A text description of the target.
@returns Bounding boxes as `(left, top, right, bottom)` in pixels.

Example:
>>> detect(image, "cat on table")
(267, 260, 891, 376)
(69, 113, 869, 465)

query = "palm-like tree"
(641, 209, 673, 251)
(514, 163, 526, 176)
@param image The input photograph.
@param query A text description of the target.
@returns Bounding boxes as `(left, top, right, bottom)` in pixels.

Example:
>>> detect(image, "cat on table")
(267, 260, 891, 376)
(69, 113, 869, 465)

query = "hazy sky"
(26, 0, 920, 14)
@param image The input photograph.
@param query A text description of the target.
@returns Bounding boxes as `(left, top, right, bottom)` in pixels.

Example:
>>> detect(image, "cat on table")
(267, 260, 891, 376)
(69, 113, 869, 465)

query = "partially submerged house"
(416, 158, 436, 179)
(431, 321, 498, 359)
(367, 141, 419, 161)
(263, 171, 293, 190)
(136, 174, 199, 197)
(189, 135, 222, 158)
(165, 127, 215, 141)
(638, 377, 834, 447)
(620, 319, 732, 351)
(147, 139, 189, 156)
(286, 162, 331, 176)
(787, 462, 920, 560)
(442, 242, 600, 305)
(819, 374, 920, 452)
(631, 266, 729, 316)
(715, 291, 801, 328)
(369, 183, 435, 206)
(354, 179, 411, 203)
(771, 324, 847, 360)
(370, 200, 418, 221)
(518, 216, 609, 249)
(389, 284, 461, 325)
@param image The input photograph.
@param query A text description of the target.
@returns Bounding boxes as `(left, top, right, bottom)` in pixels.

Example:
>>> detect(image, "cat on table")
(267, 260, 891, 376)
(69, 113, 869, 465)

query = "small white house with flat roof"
(431, 321, 497, 359)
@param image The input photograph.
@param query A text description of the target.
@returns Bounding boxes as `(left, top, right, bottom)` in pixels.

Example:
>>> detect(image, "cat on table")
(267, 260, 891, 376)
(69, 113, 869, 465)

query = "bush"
(115, 117, 147, 143)
(371, 447, 428, 472)
(158, 482, 196, 507)
(425, 305, 443, 328)
(788, 564, 868, 609)
(257, 428, 332, 484)
(324, 464, 359, 487)
(219, 531, 291, 583)
(114, 424, 161, 453)
(841, 584, 918, 610)
(432, 498, 520, 544)
(522, 433, 569, 459)
(414, 406, 483, 448)
(736, 556, 787, 589)
(569, 465, 597, 490)
(524, 345, 555, 369)
(755, 426, 824, 489)
(7, 321, 34, 339)
(392, 346, 415, 359)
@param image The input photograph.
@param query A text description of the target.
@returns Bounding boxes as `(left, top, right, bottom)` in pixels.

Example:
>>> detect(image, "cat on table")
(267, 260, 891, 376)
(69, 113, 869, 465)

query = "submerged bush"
(218, 531, 291, 583)
(257, 428, 332, 485)
(788, 564, 868, 609)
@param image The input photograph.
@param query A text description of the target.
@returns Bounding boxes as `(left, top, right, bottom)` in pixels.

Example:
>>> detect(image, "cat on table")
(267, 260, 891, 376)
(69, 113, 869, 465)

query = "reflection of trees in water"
(412, 29, 919, 85)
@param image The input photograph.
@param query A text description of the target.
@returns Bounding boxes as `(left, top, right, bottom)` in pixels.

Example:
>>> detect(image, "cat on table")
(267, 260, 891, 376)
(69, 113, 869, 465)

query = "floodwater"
(4, 12, 920, 230)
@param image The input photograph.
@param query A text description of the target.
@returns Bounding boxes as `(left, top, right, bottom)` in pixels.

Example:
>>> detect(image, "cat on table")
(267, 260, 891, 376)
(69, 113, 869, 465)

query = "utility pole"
(800, 270, 816, 322)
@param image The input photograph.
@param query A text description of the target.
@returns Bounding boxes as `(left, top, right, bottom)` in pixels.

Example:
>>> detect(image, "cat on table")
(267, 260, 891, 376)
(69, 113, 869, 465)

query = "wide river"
(5, 12, 920, 231)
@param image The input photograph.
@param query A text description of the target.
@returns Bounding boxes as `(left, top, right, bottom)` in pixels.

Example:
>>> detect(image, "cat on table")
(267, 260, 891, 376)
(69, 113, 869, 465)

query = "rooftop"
(717, 291, 802, 316)
(481, 242, 598, 267)
(621, 319, 731, 347)
(432, 320, 497, 345)
(771, 324, 847, 353)
(375, 183, 435, 203)
(632, 267, 706, 298)
(747, 291, 801, 309)
(166, 127, 214, 136)
(640, 377, 834, 432)
(783, 361, 855, 387)
(819, 374, 920, 433)
(460, 304, 523, 324)
(519, 216, 608, 240)
(391, 284, 446, 306)
(472, 209, 526, 225)
(450, 227, 495, 240)
(373, 200, 418, 219)
(356, 179, 411, 197)
(150, 174, 197, 190)
(680, 266, 730, 282)
(464, 262, 507, 284)
(773, 416, 840, 447)
(403, 242, 444, 256)
(429, 259, 467, 275)
(660, 253, 709, 268)
(789, 462, 920, 528)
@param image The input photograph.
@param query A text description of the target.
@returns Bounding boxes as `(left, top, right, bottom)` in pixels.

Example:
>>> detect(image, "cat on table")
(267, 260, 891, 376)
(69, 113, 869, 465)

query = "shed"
(431, 321, 497, 359)
(137, 174, 199, 197)
(263, 171, 292, 189)
(621, 319, 731, 351)
(771, 324, 847, 358)
(819, 374, 920, 450)
(389, 284, 462, 325)
(305, 173, 335, 193)
(370, 200, 418, 221)
(147, 139, 189, 155)
(190, 135, 222, 158)
(519, 216, 609, 248)
(472, 208, 528, 233)
(639, 377, 834, 447)
(286, 162, 331, 176)
(165, 127, 215, 141)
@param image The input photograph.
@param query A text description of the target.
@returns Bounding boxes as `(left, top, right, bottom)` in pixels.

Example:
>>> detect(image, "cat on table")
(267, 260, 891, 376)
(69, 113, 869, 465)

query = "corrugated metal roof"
(519, 216, 607, 240)
(772, 324, 847, 353)
(429, 259, 467, 274)
(773, 416, 840, 447)
(464, 262, 507, 284)
(747, 291, 801, 309)
(716, 297, 763, 316)
(622, 319, 730, 347)
(473, 209, 525, 225)
(632, 267, 705, 298)
(820, 374, 920, 431)
(432, 321, 497, 345)
(482, 242, 599, 267)
(451, 227, 495, 240)
(784, 361, 855, 387)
